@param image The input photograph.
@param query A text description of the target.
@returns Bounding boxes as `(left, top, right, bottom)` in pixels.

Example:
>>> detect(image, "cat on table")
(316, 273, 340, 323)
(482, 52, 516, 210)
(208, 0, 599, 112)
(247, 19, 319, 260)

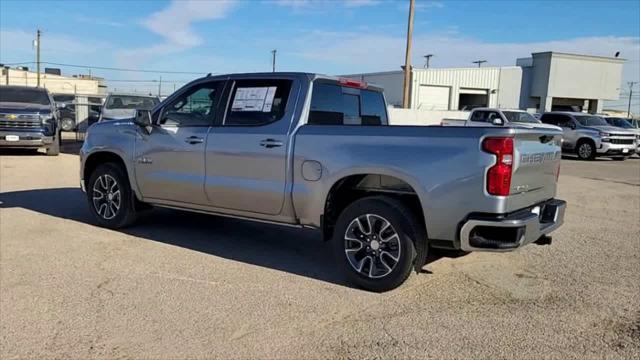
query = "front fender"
(80, 122, 142, 199)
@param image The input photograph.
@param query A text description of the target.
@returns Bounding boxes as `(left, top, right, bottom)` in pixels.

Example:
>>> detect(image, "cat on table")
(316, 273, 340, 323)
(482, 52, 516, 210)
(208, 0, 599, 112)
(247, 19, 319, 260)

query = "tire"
(576, 140, 596, 160)
(332, 196, 424, 292)
(45, 133, 60, 156)
(60, 117, 76, 132)
(86, 163, 138, 229)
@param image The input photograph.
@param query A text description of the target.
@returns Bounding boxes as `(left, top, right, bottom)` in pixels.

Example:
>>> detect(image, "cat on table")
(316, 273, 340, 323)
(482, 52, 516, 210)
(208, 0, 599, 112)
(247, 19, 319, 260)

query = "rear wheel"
(60, 117, 75, 132)
(87, 163, 138, 228)
(332, 196, 422, 292)
(576, 140, 595, 160)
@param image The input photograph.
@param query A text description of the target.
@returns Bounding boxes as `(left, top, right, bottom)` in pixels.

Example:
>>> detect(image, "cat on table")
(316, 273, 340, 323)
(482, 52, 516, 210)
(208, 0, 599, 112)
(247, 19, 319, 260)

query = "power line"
(1, 60, 208, 75)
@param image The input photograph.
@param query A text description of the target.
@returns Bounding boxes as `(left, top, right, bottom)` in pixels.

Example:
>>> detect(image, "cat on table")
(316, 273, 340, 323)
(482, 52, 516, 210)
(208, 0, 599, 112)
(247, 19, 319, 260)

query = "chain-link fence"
(53, 93, 105, 142)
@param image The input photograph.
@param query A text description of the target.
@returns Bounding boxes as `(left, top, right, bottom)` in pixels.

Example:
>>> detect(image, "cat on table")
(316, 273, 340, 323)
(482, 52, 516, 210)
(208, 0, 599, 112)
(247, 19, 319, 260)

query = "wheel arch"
(322, 172, 429, 270)
(83, 151, 141, 200)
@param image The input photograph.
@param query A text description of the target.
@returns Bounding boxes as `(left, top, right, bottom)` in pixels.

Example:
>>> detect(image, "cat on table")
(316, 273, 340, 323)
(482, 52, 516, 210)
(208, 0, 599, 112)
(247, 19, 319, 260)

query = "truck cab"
(0, 85, 61, 155)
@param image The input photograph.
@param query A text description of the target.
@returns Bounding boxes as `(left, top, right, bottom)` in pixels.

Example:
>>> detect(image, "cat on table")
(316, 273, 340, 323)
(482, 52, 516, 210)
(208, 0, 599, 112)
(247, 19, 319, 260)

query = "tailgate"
(507, 129, 562, 211)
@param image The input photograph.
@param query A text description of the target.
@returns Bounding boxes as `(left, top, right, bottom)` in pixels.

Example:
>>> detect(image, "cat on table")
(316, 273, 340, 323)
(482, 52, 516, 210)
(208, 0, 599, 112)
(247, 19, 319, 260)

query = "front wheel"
(87, 163, 138, 229)
(576, 141, 596, 160)
(60, 117, 76, 132)
(332, 196, 423, 292)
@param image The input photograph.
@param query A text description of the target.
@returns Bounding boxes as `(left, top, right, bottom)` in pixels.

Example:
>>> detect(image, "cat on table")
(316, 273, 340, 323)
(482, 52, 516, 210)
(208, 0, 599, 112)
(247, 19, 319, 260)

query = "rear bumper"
(459, 199, 566, 252)
(0, 131, 53, 148)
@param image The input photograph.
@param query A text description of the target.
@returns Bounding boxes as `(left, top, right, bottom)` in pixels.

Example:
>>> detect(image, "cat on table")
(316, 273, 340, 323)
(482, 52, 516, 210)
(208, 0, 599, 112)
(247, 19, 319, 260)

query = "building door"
(418, 85, 450, 110)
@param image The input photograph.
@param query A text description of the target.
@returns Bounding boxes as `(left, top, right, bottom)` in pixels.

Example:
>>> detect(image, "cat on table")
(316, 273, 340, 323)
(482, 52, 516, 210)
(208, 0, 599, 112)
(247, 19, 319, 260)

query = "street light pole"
(423, 54, 433, 68)
(402, 0, 415, 109)
(472, 60, 487, 68)
(271, 49, 277, 72)
(628, 82, 637, 118)
(36, 29, 41, 87)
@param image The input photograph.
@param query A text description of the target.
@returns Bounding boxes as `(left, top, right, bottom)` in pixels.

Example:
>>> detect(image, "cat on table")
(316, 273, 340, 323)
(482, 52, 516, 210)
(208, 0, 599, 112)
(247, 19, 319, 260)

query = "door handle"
(259, 138, 284, 148)
(185, 136, 204, 144)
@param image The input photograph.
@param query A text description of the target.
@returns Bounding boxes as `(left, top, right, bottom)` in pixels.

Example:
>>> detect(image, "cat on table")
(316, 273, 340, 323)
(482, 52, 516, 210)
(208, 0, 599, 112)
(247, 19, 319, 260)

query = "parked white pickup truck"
(442, 108, 561, 130)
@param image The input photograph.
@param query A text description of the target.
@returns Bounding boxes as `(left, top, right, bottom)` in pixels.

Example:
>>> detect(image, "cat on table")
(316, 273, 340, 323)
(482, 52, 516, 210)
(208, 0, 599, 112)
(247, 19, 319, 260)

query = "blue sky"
(1, 0, 639, 111)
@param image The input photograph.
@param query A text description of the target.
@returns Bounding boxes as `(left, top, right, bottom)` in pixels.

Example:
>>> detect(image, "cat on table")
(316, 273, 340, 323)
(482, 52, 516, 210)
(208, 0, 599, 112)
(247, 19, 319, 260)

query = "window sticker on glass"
(232, 86, 277, 112)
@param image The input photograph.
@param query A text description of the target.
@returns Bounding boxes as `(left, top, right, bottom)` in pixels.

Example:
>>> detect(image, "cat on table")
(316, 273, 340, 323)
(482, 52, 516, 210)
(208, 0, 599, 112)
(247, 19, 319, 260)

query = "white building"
(1, 66, 107, 96)
(345, 51, 625, 114)
(517, 52, 624, 113)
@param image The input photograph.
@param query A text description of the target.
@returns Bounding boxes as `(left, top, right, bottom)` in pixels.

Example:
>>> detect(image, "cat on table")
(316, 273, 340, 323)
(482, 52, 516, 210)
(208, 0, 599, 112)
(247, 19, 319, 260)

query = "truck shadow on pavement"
(0, 187, 461, 289)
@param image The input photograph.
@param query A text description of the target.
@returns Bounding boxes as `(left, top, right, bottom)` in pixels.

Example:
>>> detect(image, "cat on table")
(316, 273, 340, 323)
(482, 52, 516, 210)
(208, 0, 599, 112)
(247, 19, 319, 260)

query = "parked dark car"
(0, 85, 61, 155)
(53, 94, 103, 132)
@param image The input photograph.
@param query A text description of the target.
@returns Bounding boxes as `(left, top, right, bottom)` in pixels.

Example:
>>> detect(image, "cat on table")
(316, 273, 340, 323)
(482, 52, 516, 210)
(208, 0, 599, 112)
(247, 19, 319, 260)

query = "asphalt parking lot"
(1, 144, 639, 359)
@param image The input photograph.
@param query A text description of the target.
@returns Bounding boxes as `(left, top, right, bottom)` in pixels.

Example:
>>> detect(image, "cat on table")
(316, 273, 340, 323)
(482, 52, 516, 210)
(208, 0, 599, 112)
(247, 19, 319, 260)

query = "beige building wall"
(524, 52, 625, 112)
(1, 68, 106, 95)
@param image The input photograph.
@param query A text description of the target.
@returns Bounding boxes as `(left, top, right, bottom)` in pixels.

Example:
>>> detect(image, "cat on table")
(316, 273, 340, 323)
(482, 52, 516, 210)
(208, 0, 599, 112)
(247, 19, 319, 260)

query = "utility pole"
(402, 0, 415, 109)
(35, 29, 41, 87)
(271, 49, 277, 72)
(158, 76, 162, 97)
(628, 81, 637, 118)
(472, 60, 487, 68)
(423, 54, 433, 68)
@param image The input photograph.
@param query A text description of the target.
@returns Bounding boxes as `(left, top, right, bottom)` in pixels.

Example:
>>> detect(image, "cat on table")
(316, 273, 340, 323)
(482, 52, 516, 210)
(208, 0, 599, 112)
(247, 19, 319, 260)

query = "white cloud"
(116, 0, 238, 66)
(290, 31, 640, 112)
(0, 29, 110, 56)
(415, 1, 444, 10)
(76, 16, 124, 28)
(273, 0, 379, 10)
(345, 0, 380, 7)
(142, 0, 237, 48)
(293, 31, 639, 77)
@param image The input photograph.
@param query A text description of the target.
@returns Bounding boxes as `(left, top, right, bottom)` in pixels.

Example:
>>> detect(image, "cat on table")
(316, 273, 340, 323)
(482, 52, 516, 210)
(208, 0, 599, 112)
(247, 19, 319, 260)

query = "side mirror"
(491, 117, 504, 126)
(134, 109, 153, 133)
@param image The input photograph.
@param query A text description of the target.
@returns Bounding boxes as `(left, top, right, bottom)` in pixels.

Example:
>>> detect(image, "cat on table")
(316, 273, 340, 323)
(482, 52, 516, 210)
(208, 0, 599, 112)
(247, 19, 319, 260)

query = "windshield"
(502, 111, 540, 123)
(606, 118, 633, 128)
(0, 88, 50, 105)
(575, 115, 608, 126)
(106, 95, 159, 110)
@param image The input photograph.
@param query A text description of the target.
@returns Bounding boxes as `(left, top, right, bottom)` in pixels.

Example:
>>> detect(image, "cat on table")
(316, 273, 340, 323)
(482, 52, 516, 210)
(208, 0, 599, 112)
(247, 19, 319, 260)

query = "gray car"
(80, 72, 566, 291)
(98, 93, 160, 122)
(540, 112, 636, 160)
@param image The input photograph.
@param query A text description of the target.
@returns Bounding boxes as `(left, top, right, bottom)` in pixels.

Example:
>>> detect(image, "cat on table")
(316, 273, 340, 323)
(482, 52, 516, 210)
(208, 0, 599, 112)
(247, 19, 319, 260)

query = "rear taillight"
(482, 137, 514, 196)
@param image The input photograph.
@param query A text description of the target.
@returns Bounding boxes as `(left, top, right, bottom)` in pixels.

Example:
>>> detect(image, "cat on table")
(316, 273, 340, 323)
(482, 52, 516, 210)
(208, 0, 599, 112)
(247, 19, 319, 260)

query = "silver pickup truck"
(80, 72, 566, 292)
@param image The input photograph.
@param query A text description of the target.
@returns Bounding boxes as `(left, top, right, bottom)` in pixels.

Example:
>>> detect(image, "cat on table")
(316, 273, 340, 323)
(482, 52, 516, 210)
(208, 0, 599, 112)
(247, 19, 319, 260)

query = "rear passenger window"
(224, 79, 292, 126)
(308, 83, 387, 125)
(541, 114, 559, 125)
(470, 110, 500, 122)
